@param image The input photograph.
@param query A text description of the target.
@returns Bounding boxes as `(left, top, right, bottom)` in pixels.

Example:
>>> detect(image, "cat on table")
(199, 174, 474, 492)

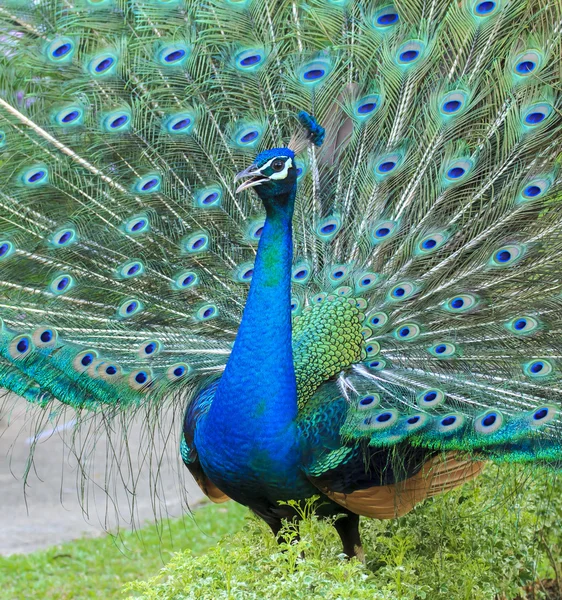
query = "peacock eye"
(271, 159, 285, 172)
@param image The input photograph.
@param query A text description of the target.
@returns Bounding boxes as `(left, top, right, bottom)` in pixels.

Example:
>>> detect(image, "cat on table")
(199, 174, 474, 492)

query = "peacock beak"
(234, 164, 268, 193)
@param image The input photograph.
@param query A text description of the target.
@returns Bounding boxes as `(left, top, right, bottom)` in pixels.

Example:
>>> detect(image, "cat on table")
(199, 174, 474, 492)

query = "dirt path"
(0, 397, 204, 555)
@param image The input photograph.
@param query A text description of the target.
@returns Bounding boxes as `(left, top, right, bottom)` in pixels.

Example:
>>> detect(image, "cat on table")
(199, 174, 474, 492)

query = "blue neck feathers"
(207, 186, 298, 433)
(196, 177, 319, 500)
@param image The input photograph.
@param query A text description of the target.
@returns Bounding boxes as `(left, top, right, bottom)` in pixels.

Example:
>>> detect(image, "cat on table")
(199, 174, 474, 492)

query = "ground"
(0, 396, 204, 555)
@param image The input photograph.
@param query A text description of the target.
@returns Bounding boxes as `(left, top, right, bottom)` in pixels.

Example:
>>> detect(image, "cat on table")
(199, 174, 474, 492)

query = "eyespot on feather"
(387, 281, 417, 302)
(368, 311, 388, 328)
(437, 413, 466, 433)
(134, 174, 161, 194)
(102, 109, 132, 132)
(517, 176, 552, 203)
(195, 303, 218, 321)
(195, 186, 222, 208)
(164, 112, 196, 134)
(443, 294, 478, 313)
(428, 342, 457, 357)
(310, 293, 327, 305)
(0, 241, 15, 261)
(117, 298, 143, 319)
(415, 231, 450, 255)
(46, 37, 76, 63)
(474, 411, 504, 434)
(439, 90, 469, 117)
(522, 103, 553, 128)
(116, 260, 145, 280)
(182, 231, 210, 254)
(32, 327, 58, 348)
(128, 369, 154, 391)
(367, 409, 399, 430)
(355, 271, 380, 293)
(513, 51, 542, 78)
(88, 51, 119, 77)
(403, 413, 430, 432)
(50, 227, 77, 248)
(234, 48, 267, 72)
(472, 0, 500, 17)
(395, 41, 425, 66)
(138, 340, 162, 359)
(355, 298, 368, 311)
(374, 153, 404, 178)
(489, 244, 525, 267)
(417, 389, 446, 409)
(298, 59, 332, 86)
(167, 363, 191, 381)
(316, 216, 341, 241)
(365, 358, 386, 371)
(393, 323, 420, 341)
(292, 262, 312, 284)
(505, 316, 540, 335)
(233, 124, 264, 148)
(53, 106, 85, 127)
(354, 94, 381, 120)
(156, 43, 191, 66)
(364, 341, 380, 357)
(20, 165, 49, 187)
(8, 335, 33, 359)
(372, 220, 399, 244)
(290, 297, 302, 316)
(173, 270, 199, 290)
(292, 160, 306, 182)
(97, 361, 123, 382)
(235, 262, 255, 283)
(72, 349, 99, 372)
(372, 6, 399, 28)
(443, 159, 474, 185)
(528, 405, 557, 427)
(357, 394, 381, 411)
(124, 216, 150, 235)
(523, 359, 553, 378)
(328, 264, 352, 285)
(335, 285, 353, 298)
(246, 219, 266, 243)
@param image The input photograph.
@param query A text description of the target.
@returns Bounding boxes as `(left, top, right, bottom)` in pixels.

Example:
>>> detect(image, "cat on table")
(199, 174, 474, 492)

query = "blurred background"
(0, 395, 204, 555)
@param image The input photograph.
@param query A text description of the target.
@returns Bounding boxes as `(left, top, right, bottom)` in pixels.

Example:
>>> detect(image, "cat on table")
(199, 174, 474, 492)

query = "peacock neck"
(209, 190, 297, 430)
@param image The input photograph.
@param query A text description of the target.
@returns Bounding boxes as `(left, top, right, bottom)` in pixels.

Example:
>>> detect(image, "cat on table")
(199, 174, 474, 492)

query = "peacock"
(1, 0, 561, 562)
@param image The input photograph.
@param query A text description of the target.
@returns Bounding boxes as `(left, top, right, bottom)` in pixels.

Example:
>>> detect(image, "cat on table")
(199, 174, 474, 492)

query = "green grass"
(3, 465, 562, 600)
(0, 502, 247, 600)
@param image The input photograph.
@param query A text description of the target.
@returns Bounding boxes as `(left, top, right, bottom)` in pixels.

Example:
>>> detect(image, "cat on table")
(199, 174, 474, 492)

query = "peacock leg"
(333, 511, 364, 562)
(265, 517, 283, 537)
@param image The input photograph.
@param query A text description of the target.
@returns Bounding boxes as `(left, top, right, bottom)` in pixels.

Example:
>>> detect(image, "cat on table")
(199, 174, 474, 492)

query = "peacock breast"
(195, 406, 317, 505)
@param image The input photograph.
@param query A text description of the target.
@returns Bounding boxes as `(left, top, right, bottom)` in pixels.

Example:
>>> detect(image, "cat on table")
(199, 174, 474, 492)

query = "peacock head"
(233, 113, 323, 211)
(234, 148, 297, 208)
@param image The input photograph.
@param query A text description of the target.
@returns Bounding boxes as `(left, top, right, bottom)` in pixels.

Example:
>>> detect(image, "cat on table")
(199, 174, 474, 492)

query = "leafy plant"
(127, 465, 562, 600)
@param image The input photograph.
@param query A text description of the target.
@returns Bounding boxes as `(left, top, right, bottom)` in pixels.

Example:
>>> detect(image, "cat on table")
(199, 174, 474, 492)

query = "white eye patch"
(260, 157, 293, 180)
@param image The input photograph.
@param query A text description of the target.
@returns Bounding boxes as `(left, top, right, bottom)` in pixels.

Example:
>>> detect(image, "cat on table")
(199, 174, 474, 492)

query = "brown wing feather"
(187, 460, 230, 504)
(316, 454, 485, 520)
